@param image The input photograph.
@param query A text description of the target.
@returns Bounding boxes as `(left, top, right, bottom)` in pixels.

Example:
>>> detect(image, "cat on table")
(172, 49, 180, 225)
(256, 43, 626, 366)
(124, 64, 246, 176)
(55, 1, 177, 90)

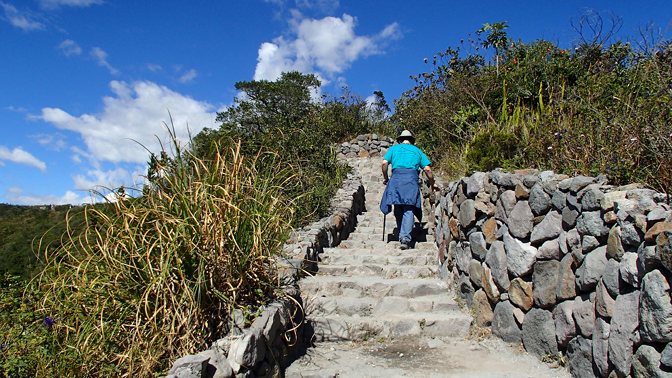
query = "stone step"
(307, 312, 472, 342)
(294, 156, 471, 352)
(323, 246, 435, 256)
(320, 252, 435, 266)
(364, 196, 384, 203)
(304, 294, 460, 317)
(344, 232, 385, 242)
(356, 218, 435, 231)
(316, 263, 437, 279)
(334, 239, 436, 251)
(349, 220, 397, 229)
(299, 276, 449, 299)
(355, 215, 434, 229)
(347, 232, 436, 243)
(364, 240, 436, 250)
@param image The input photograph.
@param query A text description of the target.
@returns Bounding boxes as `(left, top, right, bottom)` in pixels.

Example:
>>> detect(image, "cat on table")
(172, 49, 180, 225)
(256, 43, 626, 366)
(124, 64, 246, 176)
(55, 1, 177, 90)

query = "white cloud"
(295, 0, 339, 13)
(38, 80, 215, 164)
(147, 63, 162, 71)
(254, 13, 401, 81)
(72, 167, 132, 191)
(39, 0, 103, 9)
(58, 39, 82, 56)
(263, 0, 339, 14)
(31, 133, 67, 151)
(73, 165, 147, 203)
(178, 69, 198, 83)
(0, 146, 47, 172)
(4, 186, 85, 206)
(90, 47, 120, 75)
(0, 2, 46, 31)
(365, 94, 376, 106)
(69, 145, 103, 169)
(5, 105, 27, 112)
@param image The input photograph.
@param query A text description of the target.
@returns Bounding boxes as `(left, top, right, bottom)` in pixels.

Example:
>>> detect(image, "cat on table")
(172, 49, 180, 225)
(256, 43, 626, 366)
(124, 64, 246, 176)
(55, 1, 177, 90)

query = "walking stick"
(382, 214, 386, 242)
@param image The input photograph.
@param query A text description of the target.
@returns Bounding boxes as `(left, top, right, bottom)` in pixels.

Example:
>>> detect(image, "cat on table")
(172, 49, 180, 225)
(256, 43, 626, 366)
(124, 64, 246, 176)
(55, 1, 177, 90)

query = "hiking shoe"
(400, 240, 409, 250)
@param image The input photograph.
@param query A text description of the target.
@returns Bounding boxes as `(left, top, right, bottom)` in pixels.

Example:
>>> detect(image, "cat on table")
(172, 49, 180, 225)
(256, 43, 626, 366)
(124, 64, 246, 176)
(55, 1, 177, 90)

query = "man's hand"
(381, 160, 389, 185)
(423, 165, 440, 192)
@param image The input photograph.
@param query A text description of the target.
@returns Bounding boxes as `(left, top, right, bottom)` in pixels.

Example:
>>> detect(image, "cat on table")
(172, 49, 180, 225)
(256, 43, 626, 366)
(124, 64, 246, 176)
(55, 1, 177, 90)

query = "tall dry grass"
(31, 137, 297, 377)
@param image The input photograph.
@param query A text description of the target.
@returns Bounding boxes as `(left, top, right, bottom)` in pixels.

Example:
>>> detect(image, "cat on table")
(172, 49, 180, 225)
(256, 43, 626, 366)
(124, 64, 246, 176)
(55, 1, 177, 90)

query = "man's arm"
(382, 160, 389, 185)
(423, 165, 440, 191)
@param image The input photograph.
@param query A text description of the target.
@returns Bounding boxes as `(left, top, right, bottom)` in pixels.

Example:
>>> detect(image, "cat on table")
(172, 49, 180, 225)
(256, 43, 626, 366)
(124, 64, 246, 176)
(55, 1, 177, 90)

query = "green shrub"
(320, 88, 394, 142)
(0, 273, 71, 378)
(467, 130, 525, 173)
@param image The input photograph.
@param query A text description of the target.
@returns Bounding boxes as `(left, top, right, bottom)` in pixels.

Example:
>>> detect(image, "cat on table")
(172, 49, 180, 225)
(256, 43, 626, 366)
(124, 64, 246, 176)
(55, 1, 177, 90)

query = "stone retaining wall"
(336, 134, 394, 159)
(166, 287, 303, 378)
(164, 144, 367, 378)
(280, 167, 365, 276)
(434, 169, 672, 378)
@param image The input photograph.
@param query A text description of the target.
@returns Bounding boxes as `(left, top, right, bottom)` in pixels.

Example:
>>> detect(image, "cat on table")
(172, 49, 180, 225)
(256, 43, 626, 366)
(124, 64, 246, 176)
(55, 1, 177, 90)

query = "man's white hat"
(397, 130, 415, 142)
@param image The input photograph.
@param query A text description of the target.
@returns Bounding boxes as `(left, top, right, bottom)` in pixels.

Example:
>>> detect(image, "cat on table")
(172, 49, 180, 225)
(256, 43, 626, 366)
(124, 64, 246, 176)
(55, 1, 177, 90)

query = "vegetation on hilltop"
(191, 71, 393, 225)
(395, 14, 672, 192)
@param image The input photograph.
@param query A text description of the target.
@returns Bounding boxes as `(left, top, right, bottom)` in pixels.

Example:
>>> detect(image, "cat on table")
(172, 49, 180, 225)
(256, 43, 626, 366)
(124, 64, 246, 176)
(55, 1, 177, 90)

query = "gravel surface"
(285, 335, 572, 378)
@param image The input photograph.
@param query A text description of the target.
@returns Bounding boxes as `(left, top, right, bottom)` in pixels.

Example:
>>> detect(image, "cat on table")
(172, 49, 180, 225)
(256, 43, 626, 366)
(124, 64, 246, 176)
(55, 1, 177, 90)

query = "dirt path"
(286, 335, 570, 378)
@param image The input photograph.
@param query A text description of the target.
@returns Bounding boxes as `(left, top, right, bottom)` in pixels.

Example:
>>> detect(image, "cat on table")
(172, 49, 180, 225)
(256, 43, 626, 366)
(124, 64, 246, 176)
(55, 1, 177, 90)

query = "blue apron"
(379, 168, 423, 221)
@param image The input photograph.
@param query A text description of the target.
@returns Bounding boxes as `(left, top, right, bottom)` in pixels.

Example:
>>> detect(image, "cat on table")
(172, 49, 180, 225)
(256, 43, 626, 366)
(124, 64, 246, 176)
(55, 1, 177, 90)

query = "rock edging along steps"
(437, 169, 672, 378)
(299, 154, 473, 343)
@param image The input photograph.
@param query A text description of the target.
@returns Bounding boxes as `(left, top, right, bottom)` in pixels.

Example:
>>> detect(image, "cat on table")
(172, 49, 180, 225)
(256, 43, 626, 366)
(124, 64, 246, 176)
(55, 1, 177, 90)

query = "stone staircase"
(300, 156, 473, 343)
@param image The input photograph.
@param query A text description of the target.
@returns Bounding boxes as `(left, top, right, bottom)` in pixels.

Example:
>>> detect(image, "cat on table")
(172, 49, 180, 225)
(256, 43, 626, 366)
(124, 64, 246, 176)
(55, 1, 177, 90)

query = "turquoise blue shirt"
(383, 143, 431, 171)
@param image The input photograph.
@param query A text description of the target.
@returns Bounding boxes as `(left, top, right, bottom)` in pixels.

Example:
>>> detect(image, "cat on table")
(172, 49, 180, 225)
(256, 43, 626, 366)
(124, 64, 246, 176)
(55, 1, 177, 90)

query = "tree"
(215, 71, 321, 137)
(191, 71, 343, 225)
(476, 21, 510, 75)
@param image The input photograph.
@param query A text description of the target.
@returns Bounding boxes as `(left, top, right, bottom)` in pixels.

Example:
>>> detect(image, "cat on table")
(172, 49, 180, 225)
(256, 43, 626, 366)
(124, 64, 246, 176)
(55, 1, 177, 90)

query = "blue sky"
(1, 0, 670, 205)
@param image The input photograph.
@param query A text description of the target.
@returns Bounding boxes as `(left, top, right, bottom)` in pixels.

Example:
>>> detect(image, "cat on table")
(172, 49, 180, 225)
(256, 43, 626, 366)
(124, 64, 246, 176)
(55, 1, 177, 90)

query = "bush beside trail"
(395, 20, 672, 193)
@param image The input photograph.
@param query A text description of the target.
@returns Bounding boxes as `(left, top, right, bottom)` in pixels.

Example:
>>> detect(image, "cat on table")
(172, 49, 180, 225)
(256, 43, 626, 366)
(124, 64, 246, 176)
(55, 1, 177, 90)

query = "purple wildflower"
(44, 316, 55, 327)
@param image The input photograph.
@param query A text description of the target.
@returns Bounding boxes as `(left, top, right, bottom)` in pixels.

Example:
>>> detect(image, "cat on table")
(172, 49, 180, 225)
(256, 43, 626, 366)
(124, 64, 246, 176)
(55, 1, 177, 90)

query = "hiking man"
(380, 130, 439, 249)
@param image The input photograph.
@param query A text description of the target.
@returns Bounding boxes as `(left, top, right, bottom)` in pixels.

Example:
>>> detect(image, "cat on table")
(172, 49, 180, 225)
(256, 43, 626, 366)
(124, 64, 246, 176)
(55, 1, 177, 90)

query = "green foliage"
(215, 71, 321, 138)
(0, 204, 88, 278)
(193, 72, 390, 225)
(476, 21, 510, 75)
(477, 21, 510, 53)
(396, 18, 672, 190)
(319, 87, 393, 142)
(0, 273, 71, 378)
(467, 130, 525, 172)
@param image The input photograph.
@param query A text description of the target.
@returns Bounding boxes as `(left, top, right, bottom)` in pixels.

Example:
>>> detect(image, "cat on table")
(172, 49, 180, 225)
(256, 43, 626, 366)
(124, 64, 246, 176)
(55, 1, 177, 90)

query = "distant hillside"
(0, 203, 86, 277)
